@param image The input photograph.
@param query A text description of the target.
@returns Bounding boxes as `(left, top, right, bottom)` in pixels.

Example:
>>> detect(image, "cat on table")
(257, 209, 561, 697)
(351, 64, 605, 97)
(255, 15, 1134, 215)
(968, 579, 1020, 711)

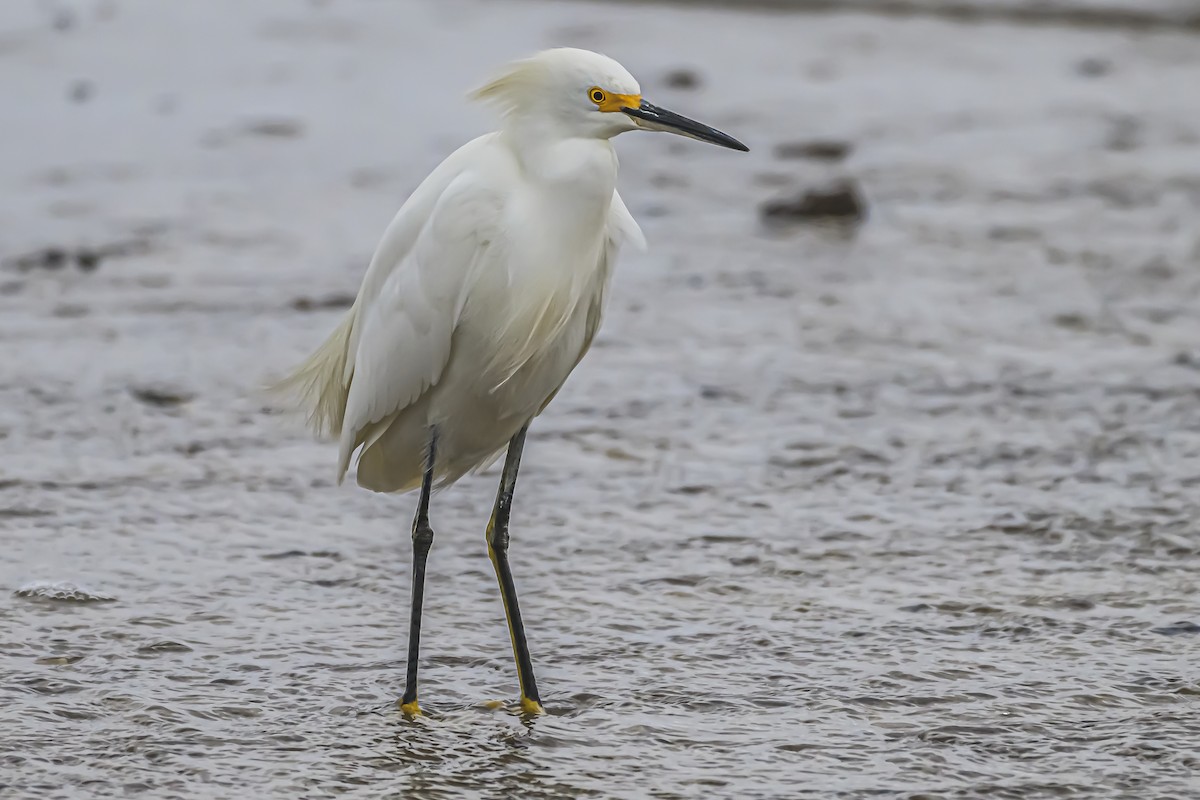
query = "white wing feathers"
(608, 190, 646, 254)
(581, 190, 644, 350)
(275, 160, 641, 487)
(336, 173, 501, 479)
(581, 189, 644, 354)
(481, 188, 644, 392)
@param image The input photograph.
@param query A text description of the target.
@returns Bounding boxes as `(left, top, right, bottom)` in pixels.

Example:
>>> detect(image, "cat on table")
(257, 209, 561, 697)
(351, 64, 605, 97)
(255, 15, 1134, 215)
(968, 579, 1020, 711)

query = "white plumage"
(276, 50, 641, 492)
(275, 47, 744, 494)
(273, 47, 746, 714)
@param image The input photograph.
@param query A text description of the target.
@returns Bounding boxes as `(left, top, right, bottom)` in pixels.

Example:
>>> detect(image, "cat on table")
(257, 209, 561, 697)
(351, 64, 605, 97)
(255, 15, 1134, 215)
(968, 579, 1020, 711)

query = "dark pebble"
(244, 118, 305, 138)
(75, 249, 100, 271)
(1076, 57, 1113, 77)
(9, 247, 68, 272)
(130, 385, 196, 407)
(52, 8, 75, 31)
(760, 178, 866, 226)
(774, 140, 853, 162)
(663, 68, 701, 90)
(68, 80, 93, 103)
(292, 293, 355, 311)
(5, 239, 151, 274)
(138, 641, 194, 654)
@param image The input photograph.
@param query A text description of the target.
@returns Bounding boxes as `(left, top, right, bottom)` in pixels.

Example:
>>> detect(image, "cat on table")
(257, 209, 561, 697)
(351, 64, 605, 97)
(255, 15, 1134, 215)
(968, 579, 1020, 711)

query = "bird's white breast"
(331, 132, 631, 488)
(457, 138, 618, 398)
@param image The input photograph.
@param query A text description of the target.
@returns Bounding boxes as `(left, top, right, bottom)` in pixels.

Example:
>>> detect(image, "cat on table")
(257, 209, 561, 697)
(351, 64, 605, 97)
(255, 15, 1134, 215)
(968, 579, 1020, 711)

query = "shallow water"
(3, 1, 1200, 797)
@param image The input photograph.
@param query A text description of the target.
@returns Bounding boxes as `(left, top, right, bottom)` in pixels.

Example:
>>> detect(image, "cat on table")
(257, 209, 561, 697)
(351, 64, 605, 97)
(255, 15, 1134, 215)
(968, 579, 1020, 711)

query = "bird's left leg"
(486, 423, 544, 715)
(400, 428, 437, 716)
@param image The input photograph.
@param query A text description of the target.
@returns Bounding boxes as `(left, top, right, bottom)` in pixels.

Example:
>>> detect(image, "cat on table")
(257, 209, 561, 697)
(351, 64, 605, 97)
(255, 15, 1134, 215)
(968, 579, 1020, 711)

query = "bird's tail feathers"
(268, 310, 356, 441)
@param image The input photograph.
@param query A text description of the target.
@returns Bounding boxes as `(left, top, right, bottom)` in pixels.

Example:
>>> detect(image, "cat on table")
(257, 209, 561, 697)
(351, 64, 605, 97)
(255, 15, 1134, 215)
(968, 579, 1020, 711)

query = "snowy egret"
(275, 48, 747, 715)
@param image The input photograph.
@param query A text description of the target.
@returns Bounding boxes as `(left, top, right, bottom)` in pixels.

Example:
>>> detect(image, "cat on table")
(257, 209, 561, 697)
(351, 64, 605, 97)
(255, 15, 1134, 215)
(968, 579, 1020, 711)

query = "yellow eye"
(589, 87, 606, 105)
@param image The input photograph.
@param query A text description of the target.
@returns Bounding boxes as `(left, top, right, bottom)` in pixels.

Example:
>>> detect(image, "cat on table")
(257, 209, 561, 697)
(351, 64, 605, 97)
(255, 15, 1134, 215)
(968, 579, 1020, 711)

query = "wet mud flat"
(2, 0, 1199, 798)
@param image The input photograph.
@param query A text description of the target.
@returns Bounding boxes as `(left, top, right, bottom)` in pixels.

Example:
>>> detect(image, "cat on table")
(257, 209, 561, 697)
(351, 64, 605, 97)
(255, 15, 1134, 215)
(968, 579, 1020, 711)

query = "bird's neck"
(501, 121, 618, 197)
(500, 121, 618, 247)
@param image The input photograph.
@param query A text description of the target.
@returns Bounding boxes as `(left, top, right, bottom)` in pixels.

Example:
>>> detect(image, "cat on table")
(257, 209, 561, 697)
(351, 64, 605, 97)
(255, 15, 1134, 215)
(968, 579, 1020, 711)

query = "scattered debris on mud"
(13, 581, 117, 603)
(291, 293, 356, 312)
(773, 139, 853, 162)
(1076, 56, 1113, 77)
(759, 177, 866, 226)
(662, 68, 701, 89)
(129, 384, 196, 408)
(3, 239, 152, 274)
(243, 118, 305, 138)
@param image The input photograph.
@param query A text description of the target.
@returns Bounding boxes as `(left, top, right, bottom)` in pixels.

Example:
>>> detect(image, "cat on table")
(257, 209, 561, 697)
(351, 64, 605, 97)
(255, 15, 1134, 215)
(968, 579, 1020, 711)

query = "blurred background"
(2, 1, 1199, 797)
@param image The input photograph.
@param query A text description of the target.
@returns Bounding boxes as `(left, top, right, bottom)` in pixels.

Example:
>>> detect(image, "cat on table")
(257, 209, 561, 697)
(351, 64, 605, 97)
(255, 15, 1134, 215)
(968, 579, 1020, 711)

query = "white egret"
(275, 47, 747, 716)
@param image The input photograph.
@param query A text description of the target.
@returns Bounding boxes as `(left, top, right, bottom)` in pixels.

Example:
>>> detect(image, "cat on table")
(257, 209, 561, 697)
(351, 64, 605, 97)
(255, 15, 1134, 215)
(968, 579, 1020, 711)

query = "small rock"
(51, 8, 75, 31)
(1052, 312, 1090, 331)
(899, 603, 933, 612)
(130, 384, 195, 407)
(1076, 57, 1112, 78)
(291, 293, 355, 311)
(263, 549, 308, 560)
(68, 79, 94, 103)
(8, 247, 68, 272)
(36, 655, 84, 665)
(4, 240, 148, 274)
(988, 225, 1040, 242)
(760, 178, 866, 226)
(262, 550, 341, 560)
(138, 641, 194, 654)
(663, 68, 700, 90)
(668, 484, 713, 495)
(1172, 351, 1200, 369)
(699, 384, 745, 401)
(75, 249, 101, 271)
(773, 140, 852, 162)
(244, 118, 305, 138)
(15, 581, 116, 603)
(1151, 621, 1200, 636)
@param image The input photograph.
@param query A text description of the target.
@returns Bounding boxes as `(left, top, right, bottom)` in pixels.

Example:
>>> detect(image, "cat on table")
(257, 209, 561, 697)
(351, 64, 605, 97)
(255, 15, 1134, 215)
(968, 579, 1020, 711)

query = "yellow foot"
(520, 696, 546, 716)
(398, 698, 422, 716)
(483, 697, 545, 715)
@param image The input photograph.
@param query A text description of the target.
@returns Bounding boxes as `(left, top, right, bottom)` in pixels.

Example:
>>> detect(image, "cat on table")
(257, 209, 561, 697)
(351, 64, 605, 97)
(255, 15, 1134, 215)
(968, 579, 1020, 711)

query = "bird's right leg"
(400, 428, 437, 716)
(486, 424, 544, 715)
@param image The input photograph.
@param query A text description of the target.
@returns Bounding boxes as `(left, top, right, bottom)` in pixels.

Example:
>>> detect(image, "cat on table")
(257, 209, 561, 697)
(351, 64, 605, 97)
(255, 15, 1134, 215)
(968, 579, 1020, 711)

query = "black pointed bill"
(622, 100, 749, 152)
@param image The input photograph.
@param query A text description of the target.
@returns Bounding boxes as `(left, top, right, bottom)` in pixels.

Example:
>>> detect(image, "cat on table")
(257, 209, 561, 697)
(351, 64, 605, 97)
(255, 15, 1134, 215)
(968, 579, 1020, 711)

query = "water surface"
(2, 1, 1199, 797)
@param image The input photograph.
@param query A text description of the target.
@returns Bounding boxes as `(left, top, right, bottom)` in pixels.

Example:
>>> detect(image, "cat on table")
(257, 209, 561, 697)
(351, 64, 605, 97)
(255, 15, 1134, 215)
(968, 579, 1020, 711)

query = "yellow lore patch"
(588, 86, 641, 113)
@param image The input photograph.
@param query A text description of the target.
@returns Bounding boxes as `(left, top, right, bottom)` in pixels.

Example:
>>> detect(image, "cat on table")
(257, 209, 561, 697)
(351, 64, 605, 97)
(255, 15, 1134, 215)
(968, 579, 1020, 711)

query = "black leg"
(487, 423, 544, 715)
(400, 428, 437, 715)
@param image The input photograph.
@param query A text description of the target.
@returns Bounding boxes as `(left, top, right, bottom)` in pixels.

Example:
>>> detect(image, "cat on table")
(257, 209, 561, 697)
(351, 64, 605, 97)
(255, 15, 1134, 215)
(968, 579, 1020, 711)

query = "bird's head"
(472, 48, 748, 152)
